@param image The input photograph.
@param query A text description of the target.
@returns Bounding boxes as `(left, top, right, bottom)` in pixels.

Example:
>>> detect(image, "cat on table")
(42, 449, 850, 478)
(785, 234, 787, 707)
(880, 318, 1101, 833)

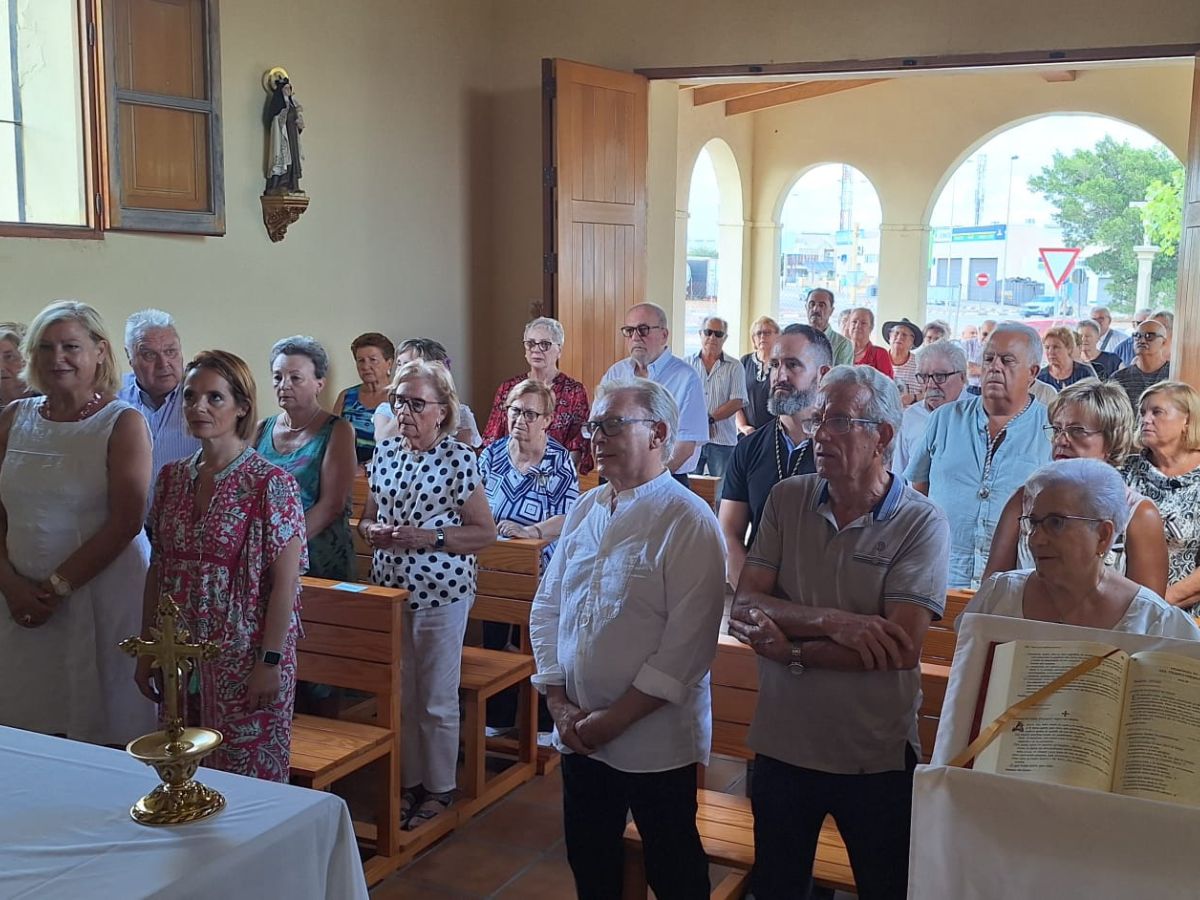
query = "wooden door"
(543, 59, 648, 397)
(1177, 53, 1200, 389)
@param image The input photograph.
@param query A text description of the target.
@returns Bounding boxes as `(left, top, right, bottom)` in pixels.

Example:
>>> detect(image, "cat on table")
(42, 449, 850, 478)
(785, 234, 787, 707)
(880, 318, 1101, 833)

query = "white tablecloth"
(909, 614, 1200, 899)
(0, 726, 369, 900)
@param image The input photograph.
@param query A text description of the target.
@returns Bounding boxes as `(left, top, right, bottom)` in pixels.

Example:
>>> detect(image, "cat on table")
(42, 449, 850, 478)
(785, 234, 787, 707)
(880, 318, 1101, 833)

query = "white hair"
(1025, 458, 1131, 539)
(916, 340, 967, 374)
(124, 308, 177, 357)
(849, 307, 875, 328)
(592, 377, 678, 463)
(702, 315, 729, 331)
(989, 322, 1043, 366)
(524, 316, 565, 346)
(818, 364, 903, 464)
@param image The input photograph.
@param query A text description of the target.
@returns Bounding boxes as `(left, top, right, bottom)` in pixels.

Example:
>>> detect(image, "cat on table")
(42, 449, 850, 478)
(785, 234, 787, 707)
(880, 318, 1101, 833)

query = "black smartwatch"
(435, 527, 446, 549)
(261, 650, 282, 667)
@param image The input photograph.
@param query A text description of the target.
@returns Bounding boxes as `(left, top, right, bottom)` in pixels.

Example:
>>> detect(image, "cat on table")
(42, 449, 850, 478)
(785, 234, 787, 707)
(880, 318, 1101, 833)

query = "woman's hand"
(363, 521, 393, 550)
(4, 575, 55, 628)
(245, 662, 282, 711)
(134, 656, 163, 704)
(388, 526, 434, 550)
(497, 520, 537, 539)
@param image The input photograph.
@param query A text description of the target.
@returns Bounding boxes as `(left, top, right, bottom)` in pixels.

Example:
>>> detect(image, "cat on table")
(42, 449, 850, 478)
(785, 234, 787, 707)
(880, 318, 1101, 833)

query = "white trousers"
(401, 599, 470, 794)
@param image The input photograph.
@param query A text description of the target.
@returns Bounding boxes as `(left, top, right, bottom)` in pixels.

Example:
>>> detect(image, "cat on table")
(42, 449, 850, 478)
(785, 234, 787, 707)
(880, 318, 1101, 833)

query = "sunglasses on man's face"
(701, 328, 726, 339)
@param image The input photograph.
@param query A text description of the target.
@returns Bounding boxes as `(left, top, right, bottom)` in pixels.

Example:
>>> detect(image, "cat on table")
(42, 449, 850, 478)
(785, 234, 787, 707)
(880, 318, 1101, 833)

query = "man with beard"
(719, 324, 832, 589)
(892, 341, 968, 474)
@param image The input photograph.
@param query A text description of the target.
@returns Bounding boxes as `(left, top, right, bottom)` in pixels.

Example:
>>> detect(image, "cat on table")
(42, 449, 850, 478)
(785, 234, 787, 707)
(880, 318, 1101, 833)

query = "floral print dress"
(151, 447, 307, 781)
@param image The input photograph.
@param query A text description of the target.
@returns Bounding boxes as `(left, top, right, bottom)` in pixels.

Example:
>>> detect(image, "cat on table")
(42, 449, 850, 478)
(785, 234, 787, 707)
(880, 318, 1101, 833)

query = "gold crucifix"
(120, 595, 220, 754)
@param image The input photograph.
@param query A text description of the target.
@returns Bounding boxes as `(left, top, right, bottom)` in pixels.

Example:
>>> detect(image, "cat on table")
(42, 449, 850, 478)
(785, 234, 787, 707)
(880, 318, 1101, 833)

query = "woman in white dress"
(0, 301, 156, 745)
(984, 379, 1168, 595)
(967, 459, 1199, 640)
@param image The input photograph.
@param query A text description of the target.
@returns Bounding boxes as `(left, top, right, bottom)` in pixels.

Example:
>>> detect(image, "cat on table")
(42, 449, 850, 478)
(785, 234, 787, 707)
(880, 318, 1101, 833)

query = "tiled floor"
(370, 755, 751, 899)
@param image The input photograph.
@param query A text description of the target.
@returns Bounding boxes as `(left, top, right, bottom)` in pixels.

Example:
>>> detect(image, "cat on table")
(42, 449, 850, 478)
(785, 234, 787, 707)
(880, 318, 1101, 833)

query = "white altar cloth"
(0, 726, 369, 900)
(909, 614, 1200, 899)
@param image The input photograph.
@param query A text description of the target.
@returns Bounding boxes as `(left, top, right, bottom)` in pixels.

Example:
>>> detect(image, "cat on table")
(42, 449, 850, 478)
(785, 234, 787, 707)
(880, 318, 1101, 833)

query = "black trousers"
(751, 748, 918, 900)
(560, 753, 709, 900)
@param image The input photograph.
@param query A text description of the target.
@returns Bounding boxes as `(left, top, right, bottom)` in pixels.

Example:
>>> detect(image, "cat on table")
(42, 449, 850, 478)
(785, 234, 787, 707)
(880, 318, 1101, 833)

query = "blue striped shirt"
(119, 373, 202, 510)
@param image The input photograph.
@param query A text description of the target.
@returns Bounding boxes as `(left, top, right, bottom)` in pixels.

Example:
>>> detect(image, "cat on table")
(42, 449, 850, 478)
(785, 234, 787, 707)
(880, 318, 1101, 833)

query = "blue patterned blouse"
(479, 436, 579, 568)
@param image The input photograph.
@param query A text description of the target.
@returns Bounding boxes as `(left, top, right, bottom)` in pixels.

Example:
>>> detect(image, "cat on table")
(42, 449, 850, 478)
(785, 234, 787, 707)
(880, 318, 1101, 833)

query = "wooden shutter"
(1177, 53, 1200, 388)
(101, 0, 224, 234)
(543, 59, 648, 397)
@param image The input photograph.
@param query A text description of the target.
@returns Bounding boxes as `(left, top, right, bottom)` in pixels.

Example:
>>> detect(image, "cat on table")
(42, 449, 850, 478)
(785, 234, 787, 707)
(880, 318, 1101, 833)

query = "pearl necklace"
(282, 407, 322, 432)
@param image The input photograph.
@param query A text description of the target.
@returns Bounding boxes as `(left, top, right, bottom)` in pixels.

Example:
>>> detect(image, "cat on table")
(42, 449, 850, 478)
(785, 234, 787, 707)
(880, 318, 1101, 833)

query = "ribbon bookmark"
(949, 648, 1123, 769)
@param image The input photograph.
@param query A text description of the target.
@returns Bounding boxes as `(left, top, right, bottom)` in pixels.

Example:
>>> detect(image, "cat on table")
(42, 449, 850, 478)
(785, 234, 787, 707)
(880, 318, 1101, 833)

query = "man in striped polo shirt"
(689, 316, 747, 499)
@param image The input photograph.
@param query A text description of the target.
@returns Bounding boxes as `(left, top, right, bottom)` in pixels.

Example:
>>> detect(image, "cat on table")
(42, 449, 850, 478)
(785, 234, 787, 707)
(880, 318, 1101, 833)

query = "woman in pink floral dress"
(135, 350, 307, 782)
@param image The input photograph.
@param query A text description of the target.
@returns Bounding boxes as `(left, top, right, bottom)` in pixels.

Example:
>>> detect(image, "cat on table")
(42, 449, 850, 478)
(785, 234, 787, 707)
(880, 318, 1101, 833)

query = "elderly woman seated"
(984, 379, 1168, 595)
(0, 323, 36, 409)
(332, 331, 395, 465)
(966, 458, 1199, 639)
(479, 379, 579, 567)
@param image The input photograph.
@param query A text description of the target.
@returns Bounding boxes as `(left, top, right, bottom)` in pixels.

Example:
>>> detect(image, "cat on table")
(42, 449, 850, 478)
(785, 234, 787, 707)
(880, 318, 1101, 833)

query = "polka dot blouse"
(369, 435, 481, 611)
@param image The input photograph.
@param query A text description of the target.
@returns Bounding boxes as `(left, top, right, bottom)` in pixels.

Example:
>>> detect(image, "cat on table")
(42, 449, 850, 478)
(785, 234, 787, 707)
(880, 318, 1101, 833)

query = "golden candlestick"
(119, 595, 226, 825)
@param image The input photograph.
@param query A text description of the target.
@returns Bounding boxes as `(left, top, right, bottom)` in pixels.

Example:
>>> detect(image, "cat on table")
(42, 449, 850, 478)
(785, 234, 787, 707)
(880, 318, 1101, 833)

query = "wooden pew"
(290, 577, 409, 884)
(475, 538, 561, 774)
(623, 592, 969, 899)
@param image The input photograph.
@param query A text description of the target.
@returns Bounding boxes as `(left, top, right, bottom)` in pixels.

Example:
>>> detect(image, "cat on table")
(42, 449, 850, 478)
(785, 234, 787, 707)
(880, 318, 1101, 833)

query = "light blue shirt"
(904, 394, 1051, 589)
(118, 373, 201, 513)
(601, 349, 709, 474)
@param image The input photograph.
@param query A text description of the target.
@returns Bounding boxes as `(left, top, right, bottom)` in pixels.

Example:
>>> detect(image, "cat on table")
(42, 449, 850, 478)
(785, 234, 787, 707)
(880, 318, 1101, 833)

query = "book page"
(1113, 651, 1200, 806)
(974, 640, 1128, 792)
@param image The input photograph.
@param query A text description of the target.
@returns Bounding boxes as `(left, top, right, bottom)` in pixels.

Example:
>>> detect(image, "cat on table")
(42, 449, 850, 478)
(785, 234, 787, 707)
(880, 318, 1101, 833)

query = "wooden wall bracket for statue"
(260, 193, 309, 243)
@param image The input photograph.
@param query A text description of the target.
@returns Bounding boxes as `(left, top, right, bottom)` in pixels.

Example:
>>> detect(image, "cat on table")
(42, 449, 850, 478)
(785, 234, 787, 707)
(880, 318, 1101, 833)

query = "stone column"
(877, 223, 933, 330)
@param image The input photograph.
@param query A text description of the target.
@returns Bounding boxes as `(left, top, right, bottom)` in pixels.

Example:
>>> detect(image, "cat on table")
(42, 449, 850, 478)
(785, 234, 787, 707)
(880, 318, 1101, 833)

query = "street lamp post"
(1000, 154, 1019, 305)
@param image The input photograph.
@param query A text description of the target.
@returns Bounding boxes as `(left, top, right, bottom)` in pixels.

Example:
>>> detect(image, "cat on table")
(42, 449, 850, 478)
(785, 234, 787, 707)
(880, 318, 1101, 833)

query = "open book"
(972, 639, 1200, 805)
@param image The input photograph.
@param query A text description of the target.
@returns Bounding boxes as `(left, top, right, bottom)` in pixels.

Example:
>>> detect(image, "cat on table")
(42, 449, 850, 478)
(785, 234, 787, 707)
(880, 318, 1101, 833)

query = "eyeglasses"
(391, 395, 445, 414)
(581, 416, 658, 439)
(1019, 513, 1105, 536)
(752, 330, 778, 339)
(523, 339, 555, 352)
(701, 328, 727, 339)
(915, 371, 963, 385)
(799, 415, 882, 436)
(1043, 423, 1103, 442)
(507, 406, 546, 422)
(620, 324, 665, 339)
(1133, 332, 1164, 343)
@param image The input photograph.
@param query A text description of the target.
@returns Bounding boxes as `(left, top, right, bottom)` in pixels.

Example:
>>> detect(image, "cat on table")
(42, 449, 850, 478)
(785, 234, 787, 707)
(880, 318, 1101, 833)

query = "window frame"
(0, 0, 224, 240)
(0, 0, 102, 239)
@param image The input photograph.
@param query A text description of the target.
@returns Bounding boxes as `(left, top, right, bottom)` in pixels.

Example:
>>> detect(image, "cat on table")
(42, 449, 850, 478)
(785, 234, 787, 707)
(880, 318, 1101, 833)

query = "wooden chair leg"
(461, 693, 485, 799)
(621, 839, 648, 899)
(376, 749, 399, 857)
(517, 680, 536, 766)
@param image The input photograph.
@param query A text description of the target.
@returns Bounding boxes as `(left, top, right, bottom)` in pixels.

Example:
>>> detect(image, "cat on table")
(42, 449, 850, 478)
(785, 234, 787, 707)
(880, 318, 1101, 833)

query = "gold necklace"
(282, 406, 322, 432)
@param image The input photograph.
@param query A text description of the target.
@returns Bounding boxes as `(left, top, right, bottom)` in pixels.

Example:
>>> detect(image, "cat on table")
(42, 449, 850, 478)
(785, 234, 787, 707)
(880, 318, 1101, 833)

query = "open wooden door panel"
(543, 59, 648, 397)
(1176, 53, 1200, 389)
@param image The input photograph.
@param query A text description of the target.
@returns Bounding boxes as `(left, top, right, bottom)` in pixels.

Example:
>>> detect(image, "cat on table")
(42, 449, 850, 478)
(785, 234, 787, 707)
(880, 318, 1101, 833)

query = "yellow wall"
(3, 0, 490, 408)
(4, 0, 1200, 407)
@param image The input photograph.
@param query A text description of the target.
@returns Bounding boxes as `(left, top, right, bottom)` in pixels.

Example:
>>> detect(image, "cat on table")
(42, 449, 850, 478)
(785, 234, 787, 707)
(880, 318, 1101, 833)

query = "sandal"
(403, 791, 453, 830)
(400, 787, 424, 826)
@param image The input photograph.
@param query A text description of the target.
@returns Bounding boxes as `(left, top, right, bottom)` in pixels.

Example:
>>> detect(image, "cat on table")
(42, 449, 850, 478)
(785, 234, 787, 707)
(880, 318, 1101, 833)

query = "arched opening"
(926, 113, 1184, 338)
(776, 164, 883, 325)
(683, 139, 744, 356)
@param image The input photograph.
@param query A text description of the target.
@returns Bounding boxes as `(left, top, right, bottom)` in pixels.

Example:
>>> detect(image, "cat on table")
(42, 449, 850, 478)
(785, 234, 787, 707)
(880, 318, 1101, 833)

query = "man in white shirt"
(529, 378, 726, 900)
(1091, 306, 1128, 353)
(689, 315, 747, 498)
(601, 303, 708, 480)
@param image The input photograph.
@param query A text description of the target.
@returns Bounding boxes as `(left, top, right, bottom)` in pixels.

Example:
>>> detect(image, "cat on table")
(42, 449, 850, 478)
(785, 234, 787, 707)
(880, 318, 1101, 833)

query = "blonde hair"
(388, 359, 460, 441)
(751, 316, 780, 334)
(1043, 326, 1076, 354)
(505, 378, 555, 417)
(1139, 381, 1200, 451)
(1049, 379, 1135, 466)
(23, 300, 121, 395)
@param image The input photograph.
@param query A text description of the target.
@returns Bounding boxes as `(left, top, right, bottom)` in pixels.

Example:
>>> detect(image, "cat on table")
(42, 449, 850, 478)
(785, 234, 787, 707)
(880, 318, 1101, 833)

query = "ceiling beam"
(691, 82, 802, 106)
(1041, 69, 1078, 82)
(725, 78, 887, 115)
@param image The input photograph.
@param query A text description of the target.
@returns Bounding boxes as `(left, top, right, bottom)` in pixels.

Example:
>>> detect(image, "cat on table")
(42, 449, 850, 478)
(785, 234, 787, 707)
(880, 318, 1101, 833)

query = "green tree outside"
(1028, 137, 1184, 312)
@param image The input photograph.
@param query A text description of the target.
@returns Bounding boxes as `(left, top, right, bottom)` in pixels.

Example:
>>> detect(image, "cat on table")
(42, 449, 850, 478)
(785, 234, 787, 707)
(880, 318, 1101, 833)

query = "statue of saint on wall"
(264, 72, 305, 195)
